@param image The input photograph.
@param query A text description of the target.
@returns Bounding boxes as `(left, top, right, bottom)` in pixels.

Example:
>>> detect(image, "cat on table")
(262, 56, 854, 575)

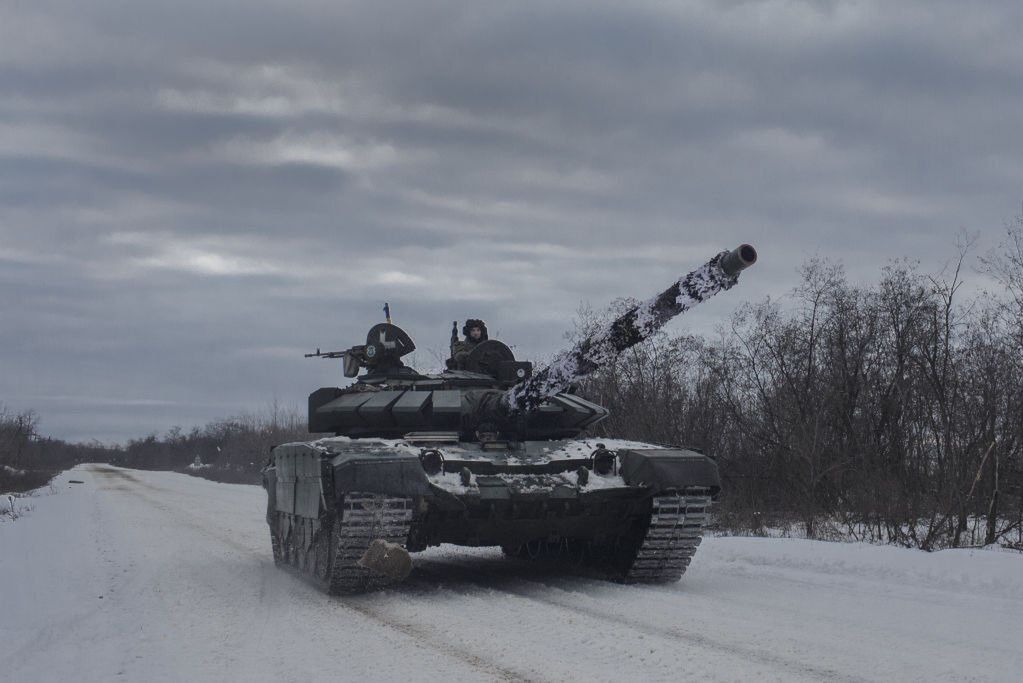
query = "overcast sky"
(3, 0, 1022, 443)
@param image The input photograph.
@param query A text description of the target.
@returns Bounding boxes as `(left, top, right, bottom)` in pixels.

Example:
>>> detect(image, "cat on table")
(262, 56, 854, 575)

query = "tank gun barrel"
(719, 244, 758, 277)
(505, 244, 757, 413)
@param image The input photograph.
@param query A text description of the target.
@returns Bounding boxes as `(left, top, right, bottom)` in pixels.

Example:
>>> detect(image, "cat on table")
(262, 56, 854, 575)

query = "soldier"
(447, 318, 489, 370)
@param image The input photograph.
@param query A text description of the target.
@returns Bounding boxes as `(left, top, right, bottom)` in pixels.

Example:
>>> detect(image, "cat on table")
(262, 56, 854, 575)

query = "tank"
(262, 244, 757, 593)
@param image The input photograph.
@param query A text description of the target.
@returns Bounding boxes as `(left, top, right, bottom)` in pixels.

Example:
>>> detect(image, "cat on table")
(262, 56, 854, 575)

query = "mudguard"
(271, 444, 325, 517)
(618, 448, 720, 496)
(329, 452, 431, 499)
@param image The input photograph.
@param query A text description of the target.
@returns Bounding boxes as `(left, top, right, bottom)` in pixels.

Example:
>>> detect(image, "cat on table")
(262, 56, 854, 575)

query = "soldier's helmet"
(462, 318, 489, 340)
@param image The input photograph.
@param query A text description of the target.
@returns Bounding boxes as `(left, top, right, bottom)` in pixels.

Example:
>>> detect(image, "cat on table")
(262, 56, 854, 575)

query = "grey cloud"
(2, 0, 1022, 441)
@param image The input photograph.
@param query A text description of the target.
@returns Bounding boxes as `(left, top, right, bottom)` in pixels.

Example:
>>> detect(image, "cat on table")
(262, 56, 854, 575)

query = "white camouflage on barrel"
(505, 245, 757, 413)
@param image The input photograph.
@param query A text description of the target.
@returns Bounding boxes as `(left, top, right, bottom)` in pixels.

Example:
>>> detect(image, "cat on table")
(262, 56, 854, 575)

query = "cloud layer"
(3, 0, 1022, 441)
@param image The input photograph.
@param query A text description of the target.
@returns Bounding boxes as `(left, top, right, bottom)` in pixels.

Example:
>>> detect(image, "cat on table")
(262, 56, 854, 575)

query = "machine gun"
(305, 346, 362, 378)
(306, 322, 416, 378)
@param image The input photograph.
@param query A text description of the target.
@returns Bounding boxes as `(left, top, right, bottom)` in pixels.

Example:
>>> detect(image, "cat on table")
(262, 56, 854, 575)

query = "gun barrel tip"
(720, 244, 757, 276)
(737, 244, 757, 265)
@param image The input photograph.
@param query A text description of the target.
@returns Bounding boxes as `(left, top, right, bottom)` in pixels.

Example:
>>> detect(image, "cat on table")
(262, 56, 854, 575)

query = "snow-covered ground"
(2, 466, 1020, 682)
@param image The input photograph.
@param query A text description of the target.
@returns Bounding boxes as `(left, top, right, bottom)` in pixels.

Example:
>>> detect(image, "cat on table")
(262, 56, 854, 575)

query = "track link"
(323, 493, 414, 594)
(623, 489, 711, 583)
(272, 493, 414, 594)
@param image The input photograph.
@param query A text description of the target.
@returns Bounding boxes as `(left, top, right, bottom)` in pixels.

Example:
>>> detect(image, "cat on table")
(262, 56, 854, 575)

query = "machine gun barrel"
(504, 244, 757, 413)
(305, 348, 348, 359)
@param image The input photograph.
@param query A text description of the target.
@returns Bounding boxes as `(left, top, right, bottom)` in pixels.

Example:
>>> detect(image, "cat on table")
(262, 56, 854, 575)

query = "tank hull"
(262, 437, 719, 593)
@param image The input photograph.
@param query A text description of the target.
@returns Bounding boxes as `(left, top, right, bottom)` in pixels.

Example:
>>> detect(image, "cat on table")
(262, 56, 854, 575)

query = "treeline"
(579, 225, 1023, 550)
(111, 405, 309, 483)
(0, 403, 310, 492)
(0, 406, 121, 492)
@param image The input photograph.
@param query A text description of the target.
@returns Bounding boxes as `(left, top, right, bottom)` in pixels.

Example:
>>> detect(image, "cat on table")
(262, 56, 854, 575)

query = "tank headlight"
(419, 448, 444, 476)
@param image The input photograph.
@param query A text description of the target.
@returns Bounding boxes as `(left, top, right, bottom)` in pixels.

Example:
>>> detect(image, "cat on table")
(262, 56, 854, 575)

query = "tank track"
(273, 493, 414, 594)
(323, 493, 415, 594)
(623, 489, 712, 583)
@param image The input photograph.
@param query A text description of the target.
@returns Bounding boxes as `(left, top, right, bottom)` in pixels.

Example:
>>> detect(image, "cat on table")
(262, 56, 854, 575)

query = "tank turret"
(263, 245, 758, 594)
(305, 244, 756, 439)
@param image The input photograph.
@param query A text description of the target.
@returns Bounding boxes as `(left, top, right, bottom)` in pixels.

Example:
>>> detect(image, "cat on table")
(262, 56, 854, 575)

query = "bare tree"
(0, 404, 39, 470)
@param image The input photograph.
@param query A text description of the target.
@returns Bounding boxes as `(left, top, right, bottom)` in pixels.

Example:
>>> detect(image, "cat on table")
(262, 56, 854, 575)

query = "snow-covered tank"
(262, 245, 757, 593)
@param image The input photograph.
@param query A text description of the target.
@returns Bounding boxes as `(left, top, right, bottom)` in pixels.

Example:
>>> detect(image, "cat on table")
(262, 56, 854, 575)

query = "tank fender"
(329, 452, 431, 500)
(272, 443, 326, 518)
(618, 449, 721, 496)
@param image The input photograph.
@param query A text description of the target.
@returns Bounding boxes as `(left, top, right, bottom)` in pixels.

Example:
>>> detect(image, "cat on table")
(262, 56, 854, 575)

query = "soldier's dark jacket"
(449, 338, 479, 368)
(448, 318, 489, 369)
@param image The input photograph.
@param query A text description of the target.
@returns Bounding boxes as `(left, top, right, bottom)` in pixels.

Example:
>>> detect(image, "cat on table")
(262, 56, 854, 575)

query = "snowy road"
(2, 465, 1021, 682)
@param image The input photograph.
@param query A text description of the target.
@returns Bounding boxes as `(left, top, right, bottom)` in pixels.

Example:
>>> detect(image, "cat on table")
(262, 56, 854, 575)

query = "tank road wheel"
(525, 539, 547, 560)
(296, 518, 325, 576)
(295, 520, 306, 571)
(617, 489, 712, 584)
(321, 493, 415, 595)
(304, 520, 320, 573)
(289, 527, 303, 569)
(297, 534, 309, 571)
(272, 495, 414, 594)
(275, 513, 298, 566)
(269, 518, 285, 566)
(310, 516, 335, 588)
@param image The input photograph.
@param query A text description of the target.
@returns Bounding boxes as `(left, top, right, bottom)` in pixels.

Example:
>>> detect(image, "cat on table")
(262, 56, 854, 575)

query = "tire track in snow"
(270, 562, 534, 683)
(89, 466, 534, 683)
(340, 597, 533, 683)
(93, 467, 846, 681)
(410, 557, 867, 683)
(2, 474, 152, 673)
(479, 558, 1023, 661)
